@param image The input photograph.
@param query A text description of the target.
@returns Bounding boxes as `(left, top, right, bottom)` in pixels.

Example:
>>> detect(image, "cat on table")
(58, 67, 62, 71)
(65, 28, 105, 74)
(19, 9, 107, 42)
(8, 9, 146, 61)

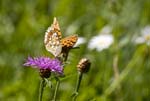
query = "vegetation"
(0, 0, 150, 100)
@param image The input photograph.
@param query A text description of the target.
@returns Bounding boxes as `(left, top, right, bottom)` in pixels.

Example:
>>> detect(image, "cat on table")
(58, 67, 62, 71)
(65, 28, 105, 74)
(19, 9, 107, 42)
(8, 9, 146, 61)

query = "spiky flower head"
(23, 57, 63, 78)
(39, 69, 51, 78)
(77, 58, 91, 73)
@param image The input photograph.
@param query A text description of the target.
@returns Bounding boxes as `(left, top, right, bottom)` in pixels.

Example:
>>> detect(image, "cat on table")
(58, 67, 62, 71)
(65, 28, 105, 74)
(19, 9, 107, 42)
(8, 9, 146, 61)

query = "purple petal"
(23, 56, 63, 75)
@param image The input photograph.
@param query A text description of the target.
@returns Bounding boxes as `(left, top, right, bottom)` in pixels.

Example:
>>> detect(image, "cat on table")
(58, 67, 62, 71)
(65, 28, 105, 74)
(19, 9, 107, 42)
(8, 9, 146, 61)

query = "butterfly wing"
(61, 35, 78, 49)
(44, 18, 62, 57)
(60, 35, 78, 61)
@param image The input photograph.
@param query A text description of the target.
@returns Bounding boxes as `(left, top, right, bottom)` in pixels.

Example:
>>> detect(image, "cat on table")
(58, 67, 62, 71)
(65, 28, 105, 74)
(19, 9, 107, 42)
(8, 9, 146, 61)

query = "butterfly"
(61, 35, 78, 61)
(44, 17, 78, 59)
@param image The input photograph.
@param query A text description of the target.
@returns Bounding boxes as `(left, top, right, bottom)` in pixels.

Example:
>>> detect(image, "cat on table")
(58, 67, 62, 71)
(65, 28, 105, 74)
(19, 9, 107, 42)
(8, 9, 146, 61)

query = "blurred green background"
(0, 0, 150, 101)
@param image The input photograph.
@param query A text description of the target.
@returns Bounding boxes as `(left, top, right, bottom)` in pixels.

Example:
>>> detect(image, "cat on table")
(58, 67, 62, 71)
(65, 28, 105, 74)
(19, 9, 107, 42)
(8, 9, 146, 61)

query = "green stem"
(53, 77, 60, 101)
(72, 71, 83, 101)
(39, 78, 45, 101)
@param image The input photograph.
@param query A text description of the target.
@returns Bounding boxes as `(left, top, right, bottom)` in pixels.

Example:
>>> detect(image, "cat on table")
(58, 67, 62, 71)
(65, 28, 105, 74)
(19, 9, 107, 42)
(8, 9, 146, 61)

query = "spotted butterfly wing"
(61, 35, 78, 49)
(44, 17, 62, 57)
(61, 35, 78, 61)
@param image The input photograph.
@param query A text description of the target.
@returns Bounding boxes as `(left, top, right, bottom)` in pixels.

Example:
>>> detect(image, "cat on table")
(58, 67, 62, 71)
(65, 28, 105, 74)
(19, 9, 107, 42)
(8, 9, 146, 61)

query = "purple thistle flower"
(23, 56, 63, 75)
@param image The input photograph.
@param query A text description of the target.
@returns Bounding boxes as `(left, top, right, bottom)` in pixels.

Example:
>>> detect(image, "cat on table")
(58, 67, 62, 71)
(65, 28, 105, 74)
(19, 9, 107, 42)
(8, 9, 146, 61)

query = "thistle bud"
(39, 69, 51, 78)
(77, 58, 91, 73)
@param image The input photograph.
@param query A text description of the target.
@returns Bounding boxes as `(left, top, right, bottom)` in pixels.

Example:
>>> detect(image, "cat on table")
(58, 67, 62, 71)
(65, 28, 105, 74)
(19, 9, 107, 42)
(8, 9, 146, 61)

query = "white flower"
(88, 25, 114, 51)
(74, 37, 86, 47)
(135, 25, 150, 45)
(88, 34, 114, 51)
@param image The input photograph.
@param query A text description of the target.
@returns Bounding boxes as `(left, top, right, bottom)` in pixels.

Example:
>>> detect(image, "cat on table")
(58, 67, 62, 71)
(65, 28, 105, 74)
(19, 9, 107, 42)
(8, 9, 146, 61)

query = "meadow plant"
(23, 17, 91, 101)
(88, 26, 114, 51)
(72, 58, 91, 101)
(135, 25, 150, 45)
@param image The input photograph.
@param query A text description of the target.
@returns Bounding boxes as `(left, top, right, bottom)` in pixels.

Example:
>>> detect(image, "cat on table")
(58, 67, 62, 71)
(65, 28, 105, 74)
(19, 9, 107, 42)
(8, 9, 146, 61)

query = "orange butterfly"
(61, 35, 78, 61)
(44, 17, 78, 59)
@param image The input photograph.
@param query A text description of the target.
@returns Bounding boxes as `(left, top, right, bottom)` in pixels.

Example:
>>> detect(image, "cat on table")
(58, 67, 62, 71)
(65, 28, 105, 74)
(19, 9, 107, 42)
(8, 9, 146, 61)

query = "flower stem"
(72, 71, 83, 101)
(53, 77, 60, 101)
(39, 78, 45, 101)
